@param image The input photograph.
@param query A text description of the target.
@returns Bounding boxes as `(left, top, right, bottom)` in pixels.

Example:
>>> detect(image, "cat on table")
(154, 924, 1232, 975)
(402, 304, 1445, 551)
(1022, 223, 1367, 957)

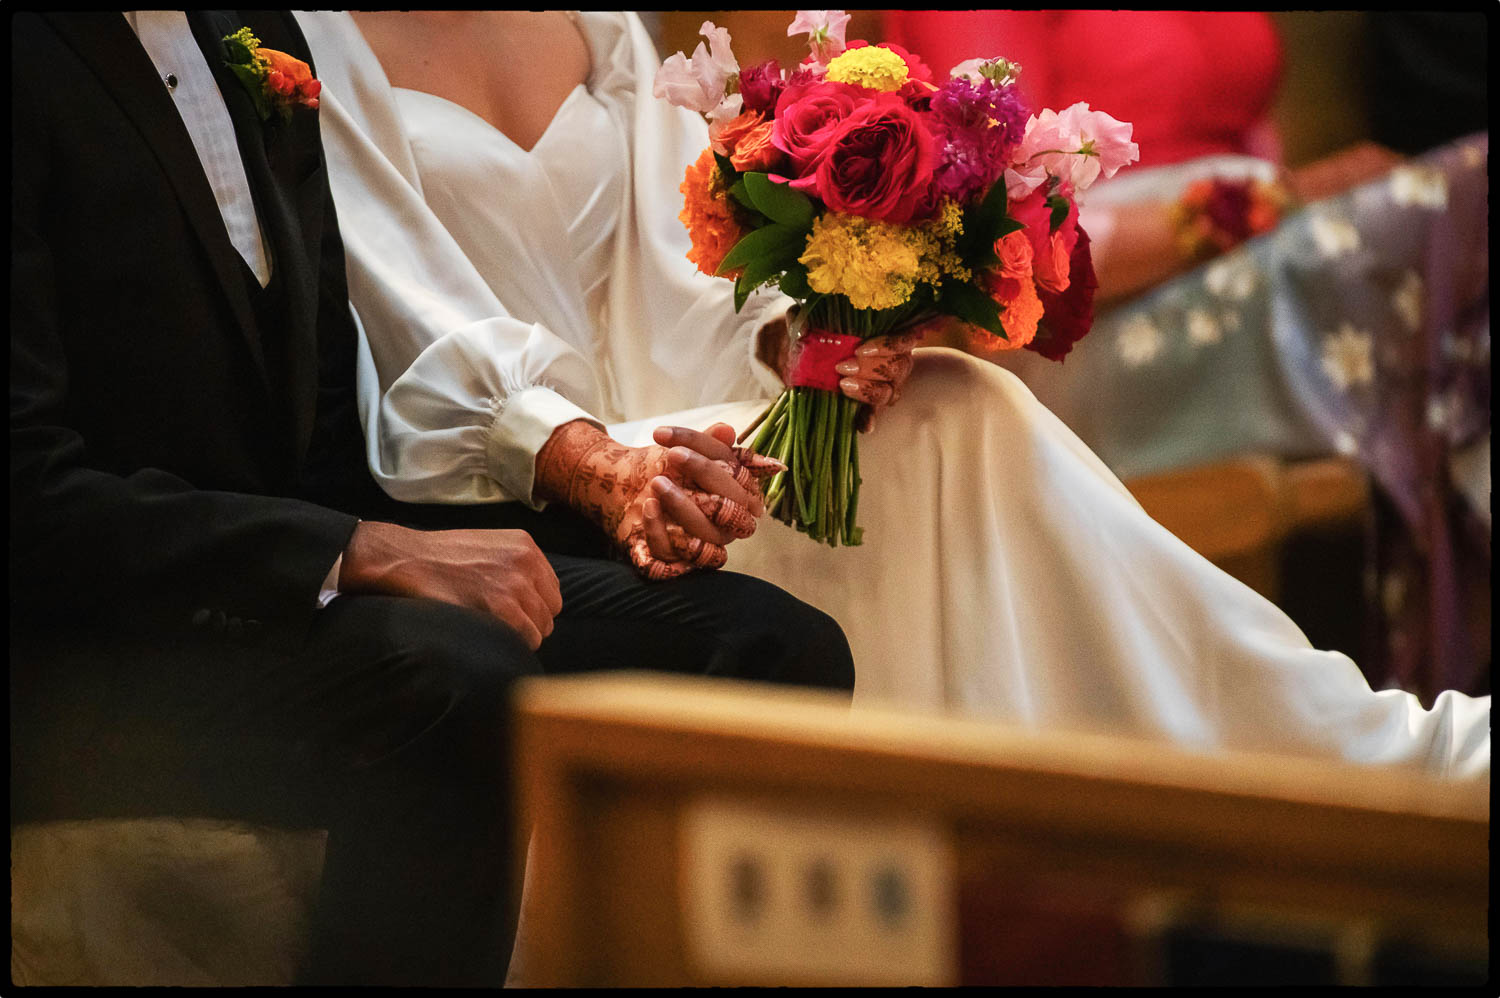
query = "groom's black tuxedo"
(10, 10, 852, 985)
(11, 11, 378, 651)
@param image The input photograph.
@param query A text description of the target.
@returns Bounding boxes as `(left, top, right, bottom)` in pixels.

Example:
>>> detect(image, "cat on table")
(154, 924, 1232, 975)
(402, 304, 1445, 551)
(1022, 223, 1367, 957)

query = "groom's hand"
(536, 420, 778, 580)
(339, 520, 562, 650)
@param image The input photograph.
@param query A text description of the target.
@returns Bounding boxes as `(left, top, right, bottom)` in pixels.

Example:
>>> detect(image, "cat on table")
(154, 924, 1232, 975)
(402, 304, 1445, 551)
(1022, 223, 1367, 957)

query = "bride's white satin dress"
(296, 12, 1488, 779)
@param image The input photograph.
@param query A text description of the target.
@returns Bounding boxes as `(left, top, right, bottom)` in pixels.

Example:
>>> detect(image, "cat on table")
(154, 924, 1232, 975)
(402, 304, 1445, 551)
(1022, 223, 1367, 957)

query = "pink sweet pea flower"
(653, 20, 740, 115)
(1004, 161, 1049, 201)
(1014, 102, 1138, 193)
(788, 10, 851, 65)
(706, 93, 747, 155)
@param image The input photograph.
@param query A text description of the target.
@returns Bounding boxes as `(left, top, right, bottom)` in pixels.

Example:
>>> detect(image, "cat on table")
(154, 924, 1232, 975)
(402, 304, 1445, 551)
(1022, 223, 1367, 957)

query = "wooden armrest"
(509, 673, 1487, 987)
(1284, 457, 1369, 530)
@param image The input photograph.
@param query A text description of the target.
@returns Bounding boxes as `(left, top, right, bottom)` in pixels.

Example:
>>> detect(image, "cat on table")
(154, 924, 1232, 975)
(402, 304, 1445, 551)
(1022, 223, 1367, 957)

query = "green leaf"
(1047, 193, 1071, 232)
(734, 272, 754, 312)
(778, 264, 812, 300)
(738, 256, 785, 295)
(714, 151, 739, 184)
(224, 41, 252, 64)
(968, 179, 1011, 238)
(226, 64, 272, 121)
(937, 280, 1007, 339)
(742, 172, 815, 230)
(716, 223, 805, 277)
(728, 179, 757, 212)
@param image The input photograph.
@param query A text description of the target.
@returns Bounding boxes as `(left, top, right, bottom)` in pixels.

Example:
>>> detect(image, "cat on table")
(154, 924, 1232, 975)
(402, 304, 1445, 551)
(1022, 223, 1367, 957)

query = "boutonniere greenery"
(222, 27, 321, 123)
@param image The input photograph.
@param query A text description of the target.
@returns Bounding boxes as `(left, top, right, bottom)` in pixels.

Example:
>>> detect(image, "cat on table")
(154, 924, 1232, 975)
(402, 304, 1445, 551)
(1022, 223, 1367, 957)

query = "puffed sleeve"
(297, 11, 607, 508)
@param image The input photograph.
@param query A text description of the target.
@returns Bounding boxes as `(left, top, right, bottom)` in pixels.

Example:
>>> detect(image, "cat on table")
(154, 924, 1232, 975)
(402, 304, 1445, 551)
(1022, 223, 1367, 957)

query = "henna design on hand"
(536, 420, 772, 581)
(690, 491, 757, 539)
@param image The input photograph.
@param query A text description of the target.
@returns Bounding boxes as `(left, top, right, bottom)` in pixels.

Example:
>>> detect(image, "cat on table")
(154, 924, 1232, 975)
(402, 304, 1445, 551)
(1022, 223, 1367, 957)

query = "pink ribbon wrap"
(786, 331, 863, 391)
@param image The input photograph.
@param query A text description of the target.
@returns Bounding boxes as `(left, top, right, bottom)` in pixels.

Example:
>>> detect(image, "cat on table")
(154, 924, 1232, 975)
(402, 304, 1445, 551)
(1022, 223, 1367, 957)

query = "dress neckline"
(392, 82, 591, 156)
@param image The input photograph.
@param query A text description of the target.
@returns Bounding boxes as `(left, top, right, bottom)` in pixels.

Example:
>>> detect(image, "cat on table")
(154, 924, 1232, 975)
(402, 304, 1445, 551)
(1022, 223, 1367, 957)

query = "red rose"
(770, 80, 868, 176)
(804, 94, 937, 223)
(1028, 227, 1097, 362)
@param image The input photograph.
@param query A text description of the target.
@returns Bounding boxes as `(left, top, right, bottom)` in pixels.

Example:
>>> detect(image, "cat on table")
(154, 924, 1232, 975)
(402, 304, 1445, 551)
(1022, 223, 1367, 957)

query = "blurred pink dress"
(883, 10, 1283, 167)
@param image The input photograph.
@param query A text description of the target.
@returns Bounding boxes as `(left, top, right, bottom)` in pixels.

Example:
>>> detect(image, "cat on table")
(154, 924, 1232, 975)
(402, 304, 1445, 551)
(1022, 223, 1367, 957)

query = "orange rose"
(1033, 230, 1073, 295)
(729, 118, 781, 172)
(976, 230, 1042, 350)
(713, 111, 782, 173)
(995, 228, 1033, 279)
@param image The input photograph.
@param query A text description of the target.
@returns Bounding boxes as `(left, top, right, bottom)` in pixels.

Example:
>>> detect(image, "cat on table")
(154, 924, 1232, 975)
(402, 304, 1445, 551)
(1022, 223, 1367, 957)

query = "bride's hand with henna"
(535, 420, 783, 580)
(760, 309, 925, 434)
(834, 328, 924, 432)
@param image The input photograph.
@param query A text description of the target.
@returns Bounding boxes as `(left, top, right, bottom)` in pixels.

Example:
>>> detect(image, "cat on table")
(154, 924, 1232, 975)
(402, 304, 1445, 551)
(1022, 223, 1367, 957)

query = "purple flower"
(739, 59, 785, 116)
(927, 77, 1030, 202)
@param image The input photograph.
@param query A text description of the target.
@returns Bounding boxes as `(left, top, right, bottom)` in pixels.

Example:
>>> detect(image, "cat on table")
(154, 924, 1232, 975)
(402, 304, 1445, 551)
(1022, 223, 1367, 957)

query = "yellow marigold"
(679, 148, 746, 279)
(825, 46, 909, 92)
(800, 213, 925, 311)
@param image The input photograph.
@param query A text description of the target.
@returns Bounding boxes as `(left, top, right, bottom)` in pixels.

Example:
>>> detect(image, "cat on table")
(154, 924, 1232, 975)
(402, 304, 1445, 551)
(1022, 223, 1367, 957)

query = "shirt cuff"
(488, 386, 605, 509)
(317, 554, 343, 609)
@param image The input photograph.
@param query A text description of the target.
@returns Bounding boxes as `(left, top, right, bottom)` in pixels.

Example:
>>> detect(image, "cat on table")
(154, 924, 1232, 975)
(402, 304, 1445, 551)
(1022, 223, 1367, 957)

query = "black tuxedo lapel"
(187, 9, 322, 466)
(39, 12, 270, 395)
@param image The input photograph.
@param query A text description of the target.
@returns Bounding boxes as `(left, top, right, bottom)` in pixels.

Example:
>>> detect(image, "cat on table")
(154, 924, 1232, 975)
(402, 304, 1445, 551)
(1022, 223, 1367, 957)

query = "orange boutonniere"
(222, 27, 321, 123)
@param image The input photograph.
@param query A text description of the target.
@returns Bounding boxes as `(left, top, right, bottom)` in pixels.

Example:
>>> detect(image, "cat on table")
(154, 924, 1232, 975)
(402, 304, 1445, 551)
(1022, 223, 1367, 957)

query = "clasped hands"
(535, 419, 783, 580)
(577, 318, 925, 578)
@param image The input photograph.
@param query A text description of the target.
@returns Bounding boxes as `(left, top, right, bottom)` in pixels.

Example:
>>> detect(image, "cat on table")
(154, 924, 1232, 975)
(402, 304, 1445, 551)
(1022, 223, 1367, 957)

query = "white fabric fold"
(621, 352, 1490, 782)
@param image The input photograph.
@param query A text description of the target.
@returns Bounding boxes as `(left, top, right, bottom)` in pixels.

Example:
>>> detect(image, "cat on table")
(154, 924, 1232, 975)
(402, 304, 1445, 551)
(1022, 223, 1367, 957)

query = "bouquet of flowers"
(655, 11, 1138, 546)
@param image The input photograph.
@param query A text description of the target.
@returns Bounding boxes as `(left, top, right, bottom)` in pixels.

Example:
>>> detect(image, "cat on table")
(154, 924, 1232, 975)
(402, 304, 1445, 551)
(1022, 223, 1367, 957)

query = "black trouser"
(11, 548, 853, 986)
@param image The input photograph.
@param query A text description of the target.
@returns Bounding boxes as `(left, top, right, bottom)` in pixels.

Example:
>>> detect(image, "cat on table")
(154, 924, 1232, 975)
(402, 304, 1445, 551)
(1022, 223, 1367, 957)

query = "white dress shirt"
(124, 11, 341, 603)
(124, 11, 272, 287)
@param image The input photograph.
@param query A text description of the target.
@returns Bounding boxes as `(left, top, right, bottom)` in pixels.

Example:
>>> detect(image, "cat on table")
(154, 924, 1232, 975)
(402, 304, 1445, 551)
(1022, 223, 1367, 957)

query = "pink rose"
(771, 80, 869, 176)
(803, 93, 937, 223)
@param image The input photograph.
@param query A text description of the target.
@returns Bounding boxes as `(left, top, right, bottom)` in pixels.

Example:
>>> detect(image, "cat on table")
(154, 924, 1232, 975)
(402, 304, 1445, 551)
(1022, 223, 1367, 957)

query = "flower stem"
(846, 401, 863, 545)
(745, 391, 788, 451)
(818, 389, 837, 543)
(790, 389, 812, 525)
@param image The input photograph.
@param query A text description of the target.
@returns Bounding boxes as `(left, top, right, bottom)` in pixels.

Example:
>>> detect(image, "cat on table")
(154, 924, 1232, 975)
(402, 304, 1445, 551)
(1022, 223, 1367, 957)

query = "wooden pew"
(509, 673, 1487, 987)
